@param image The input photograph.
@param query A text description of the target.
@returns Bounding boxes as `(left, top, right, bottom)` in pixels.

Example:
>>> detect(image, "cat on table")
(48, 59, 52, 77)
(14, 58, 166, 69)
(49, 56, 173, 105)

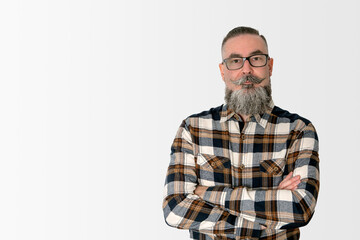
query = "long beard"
(225, 84, 272, 116)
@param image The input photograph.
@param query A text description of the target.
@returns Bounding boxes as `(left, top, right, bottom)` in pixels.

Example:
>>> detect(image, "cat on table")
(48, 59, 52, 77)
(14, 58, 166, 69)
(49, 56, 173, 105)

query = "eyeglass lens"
(225, 54, 267, 70)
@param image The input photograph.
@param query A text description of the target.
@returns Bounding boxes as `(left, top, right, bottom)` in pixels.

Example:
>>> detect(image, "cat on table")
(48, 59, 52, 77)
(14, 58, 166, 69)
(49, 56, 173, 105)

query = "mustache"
(232, 75, 266, 86)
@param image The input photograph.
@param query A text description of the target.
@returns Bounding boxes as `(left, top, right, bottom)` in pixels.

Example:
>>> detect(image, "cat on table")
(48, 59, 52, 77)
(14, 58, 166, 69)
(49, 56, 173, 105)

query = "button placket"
(227, 120, 238, 187)
(239, 123, 247, 171)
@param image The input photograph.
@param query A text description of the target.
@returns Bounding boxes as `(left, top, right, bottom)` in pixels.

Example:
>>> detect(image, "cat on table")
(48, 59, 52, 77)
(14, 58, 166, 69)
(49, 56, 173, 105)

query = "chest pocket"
(196, 153, 232, 186)
(260, 158, 286, 176)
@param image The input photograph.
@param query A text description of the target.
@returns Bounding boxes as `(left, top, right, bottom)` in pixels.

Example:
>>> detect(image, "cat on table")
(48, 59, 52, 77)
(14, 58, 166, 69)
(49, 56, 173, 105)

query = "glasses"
(222, 54, 269, 70)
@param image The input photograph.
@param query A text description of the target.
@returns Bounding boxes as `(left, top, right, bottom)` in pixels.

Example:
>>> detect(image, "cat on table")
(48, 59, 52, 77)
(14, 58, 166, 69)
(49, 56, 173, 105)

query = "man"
(162, 26, 319, 240)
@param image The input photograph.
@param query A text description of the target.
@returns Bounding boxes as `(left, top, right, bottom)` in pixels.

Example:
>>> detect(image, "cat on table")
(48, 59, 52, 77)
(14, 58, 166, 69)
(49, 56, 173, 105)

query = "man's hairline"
(221, 34, 269, 59)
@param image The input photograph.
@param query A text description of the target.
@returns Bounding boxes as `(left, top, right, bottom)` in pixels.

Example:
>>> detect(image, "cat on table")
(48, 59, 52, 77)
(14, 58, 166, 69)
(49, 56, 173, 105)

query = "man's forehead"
(222, 34, 268, 57)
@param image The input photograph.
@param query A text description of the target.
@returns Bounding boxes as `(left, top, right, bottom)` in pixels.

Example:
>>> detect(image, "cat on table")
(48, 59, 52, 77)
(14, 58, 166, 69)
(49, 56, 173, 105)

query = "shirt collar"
(220, 100, 275, 128)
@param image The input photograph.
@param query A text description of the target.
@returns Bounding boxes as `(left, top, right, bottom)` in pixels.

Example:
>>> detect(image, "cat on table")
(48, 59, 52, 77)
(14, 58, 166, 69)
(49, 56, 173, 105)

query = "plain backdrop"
(0, 0, 359, 239)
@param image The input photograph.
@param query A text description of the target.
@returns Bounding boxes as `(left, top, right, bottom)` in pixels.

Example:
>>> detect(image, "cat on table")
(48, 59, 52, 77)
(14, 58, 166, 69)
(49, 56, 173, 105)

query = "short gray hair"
(221, 26, 268, 51)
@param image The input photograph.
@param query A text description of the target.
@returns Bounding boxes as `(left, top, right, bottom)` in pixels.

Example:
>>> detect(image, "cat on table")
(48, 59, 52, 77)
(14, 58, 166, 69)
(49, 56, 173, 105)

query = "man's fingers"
(287, 180, 300, 190)
(284, 171, 293, 181)
(278, 172, 293, 188)
(278, 173, 301, 190)
(282, 177, 300, 189)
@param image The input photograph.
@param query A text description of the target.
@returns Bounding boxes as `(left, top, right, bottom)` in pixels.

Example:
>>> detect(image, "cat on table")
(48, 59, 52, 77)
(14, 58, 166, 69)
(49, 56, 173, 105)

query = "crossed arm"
(196, 171, 301, 198)
(195, 172, 301, 230)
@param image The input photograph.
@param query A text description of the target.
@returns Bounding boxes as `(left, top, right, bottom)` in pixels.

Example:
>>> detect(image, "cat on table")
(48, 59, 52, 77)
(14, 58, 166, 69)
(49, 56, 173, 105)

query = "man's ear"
(219, 63, 225, 81)
(268, 58, 274, 77)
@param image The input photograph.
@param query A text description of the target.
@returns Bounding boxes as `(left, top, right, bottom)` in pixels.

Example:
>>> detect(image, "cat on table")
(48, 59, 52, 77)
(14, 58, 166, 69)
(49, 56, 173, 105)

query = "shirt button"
(273, 167, 279, 172)
(211, 162, 216, 167)
(241, 134, 245, 140)
(240, 164, 245, 169)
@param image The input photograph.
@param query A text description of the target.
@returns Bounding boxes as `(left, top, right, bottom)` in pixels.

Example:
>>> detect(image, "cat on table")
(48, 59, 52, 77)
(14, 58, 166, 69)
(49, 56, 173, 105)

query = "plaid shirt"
(162, 103, 319, 240)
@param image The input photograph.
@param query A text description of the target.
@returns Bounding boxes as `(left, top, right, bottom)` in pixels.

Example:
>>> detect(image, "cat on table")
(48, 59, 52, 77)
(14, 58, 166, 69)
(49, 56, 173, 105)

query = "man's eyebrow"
(227, 50, 267, 59)
(228, 53, 242, 58)
(249, 50, 267, 55)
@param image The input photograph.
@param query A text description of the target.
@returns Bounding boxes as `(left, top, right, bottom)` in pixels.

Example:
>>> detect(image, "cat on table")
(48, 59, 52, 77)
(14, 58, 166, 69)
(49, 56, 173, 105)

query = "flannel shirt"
(163, 103, 319, 240)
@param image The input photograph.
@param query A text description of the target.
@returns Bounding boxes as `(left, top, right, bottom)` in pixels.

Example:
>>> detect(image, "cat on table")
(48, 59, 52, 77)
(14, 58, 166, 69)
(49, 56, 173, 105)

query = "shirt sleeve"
(201, 123, 320, 230)
(162, 120, 262, 237)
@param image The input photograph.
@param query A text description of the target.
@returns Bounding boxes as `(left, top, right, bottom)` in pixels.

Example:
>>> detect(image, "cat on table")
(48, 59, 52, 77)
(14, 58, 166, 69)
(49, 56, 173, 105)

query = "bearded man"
(162, 26, 319, 240)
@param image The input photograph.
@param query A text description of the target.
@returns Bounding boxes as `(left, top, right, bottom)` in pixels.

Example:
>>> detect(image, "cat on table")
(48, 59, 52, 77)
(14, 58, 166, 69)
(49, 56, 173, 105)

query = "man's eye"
(252, 57, 260, 61)
(231, 58, 241, 64)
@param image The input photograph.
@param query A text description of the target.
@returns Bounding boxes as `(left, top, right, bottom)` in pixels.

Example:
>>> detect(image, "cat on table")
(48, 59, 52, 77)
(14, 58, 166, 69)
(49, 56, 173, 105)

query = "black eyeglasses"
(222, 54, 269, 70)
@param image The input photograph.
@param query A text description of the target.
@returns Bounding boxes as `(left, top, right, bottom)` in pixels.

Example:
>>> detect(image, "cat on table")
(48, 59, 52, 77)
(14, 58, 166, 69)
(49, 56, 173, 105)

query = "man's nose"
(241, 59, 253, 75)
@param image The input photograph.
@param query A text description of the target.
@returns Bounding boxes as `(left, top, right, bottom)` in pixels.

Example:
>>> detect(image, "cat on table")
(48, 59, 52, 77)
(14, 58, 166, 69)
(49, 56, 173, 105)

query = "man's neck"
(238, 113, 250, 122)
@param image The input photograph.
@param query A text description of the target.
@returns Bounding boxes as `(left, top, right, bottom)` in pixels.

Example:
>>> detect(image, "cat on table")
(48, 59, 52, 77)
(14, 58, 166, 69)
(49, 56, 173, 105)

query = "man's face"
(219, 34, 273, 91)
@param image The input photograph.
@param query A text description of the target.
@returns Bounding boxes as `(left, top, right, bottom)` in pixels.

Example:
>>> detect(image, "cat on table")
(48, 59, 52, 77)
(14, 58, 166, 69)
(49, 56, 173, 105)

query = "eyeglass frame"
(222, 54, 270, 70)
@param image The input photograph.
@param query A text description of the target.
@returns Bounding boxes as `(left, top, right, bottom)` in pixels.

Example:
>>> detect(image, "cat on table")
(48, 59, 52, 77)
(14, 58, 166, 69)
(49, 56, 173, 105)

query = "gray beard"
(225, 84, 272, 116)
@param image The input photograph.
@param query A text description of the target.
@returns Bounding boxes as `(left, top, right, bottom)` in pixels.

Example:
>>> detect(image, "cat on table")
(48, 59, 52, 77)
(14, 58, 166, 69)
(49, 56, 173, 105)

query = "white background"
(0, 0, 359, 239)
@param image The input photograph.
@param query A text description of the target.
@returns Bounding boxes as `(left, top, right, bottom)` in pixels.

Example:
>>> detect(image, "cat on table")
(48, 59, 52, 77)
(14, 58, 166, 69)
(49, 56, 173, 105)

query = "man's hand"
(278, 171, 301, 190)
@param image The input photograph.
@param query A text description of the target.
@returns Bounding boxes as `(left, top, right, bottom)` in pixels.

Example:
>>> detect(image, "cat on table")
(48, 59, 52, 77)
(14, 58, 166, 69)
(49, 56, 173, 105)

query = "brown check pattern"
(163, 103, 319, 239)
